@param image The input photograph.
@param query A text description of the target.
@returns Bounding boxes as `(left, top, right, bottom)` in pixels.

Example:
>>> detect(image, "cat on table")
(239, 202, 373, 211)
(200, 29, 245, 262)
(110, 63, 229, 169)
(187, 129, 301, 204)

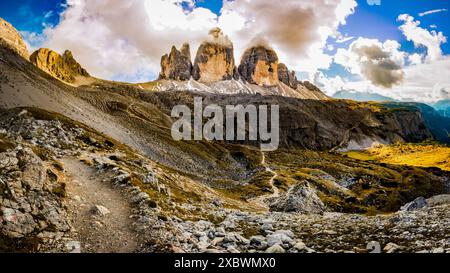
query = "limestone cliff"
(192, 28, 236, 83)
(0, 17, 29, 60)
(278, 63, 298, 89)
(238, 46, 279, 87)
(30, 48, 89, 83)
(159, 43, 192, 81)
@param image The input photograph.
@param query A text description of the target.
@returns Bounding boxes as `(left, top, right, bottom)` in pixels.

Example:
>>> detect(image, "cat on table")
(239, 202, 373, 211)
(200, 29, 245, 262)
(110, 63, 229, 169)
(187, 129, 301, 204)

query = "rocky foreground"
(1, 109, 449, 253)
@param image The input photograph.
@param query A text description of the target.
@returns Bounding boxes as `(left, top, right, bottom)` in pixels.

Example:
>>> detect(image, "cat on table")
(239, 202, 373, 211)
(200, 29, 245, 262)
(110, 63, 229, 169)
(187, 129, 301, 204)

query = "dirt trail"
(251, 151, 280, 209)
(61, 157, 141, 253)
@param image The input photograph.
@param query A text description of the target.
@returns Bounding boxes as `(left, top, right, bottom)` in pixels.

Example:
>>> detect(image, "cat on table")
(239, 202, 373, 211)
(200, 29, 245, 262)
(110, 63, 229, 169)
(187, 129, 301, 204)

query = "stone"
(93, 205, 111, 216)
(432, 247, 445, 253)
(143, 170, 158, 185)
(400, 197, 428, 211)
(269, 182, 325, 214)
(30, 48, 89, 83)
(293, 241, 307, 251)
(1, 207, 36, 238)
(192, 28, 236, 83)
(17, 148, 47, 191)
(159, 43, 192, 81)
(131, 192, 150, 204)
(260, 222, 274, 232)
(427, 195, 450, 207)
(273, 230, 295, 239)
(0, 18, 29, 59)
(238, 45, 279, 87)
(0, 152, 18, 171)
(266, 233, 294, 247)
(265, 244, 285, 253)
(113, 173, 131, 184)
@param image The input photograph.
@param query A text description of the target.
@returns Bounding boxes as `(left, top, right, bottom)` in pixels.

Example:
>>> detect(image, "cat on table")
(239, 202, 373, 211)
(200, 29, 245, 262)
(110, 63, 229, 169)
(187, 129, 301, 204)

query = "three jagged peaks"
(159, 27, 307, 90)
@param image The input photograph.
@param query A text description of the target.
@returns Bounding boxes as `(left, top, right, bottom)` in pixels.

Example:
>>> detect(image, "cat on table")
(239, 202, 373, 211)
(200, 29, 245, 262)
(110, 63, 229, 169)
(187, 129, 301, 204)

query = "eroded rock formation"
(278, 63, 298, 89)
(30, 48, 89, 83)
(0, 17, 29, 59)
(159, 43, 192, 81)
(238, 46, 279, 87)
(192, 28, 236, 83)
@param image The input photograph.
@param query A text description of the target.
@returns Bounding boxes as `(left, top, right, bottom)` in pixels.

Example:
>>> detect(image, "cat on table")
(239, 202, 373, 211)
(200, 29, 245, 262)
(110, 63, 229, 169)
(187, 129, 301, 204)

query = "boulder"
(400, 197, 428, 211)
(269, 182, 325, 214)
(159, 43, 192, 81)
(93, 205, 111, 216)
(238, 45, 279, 87)
(0, 17, 29, 59)
(192, 28, 236, 83)
(265, 244, 285, 253)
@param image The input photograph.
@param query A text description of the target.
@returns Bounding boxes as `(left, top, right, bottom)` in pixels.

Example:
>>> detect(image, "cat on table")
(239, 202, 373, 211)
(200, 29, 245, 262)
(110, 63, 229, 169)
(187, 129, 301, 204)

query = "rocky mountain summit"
(156, 28, 327, 99)
(192, 28, 237, 82)
(159, 44, 192, 81)
(238, 45, 279, 87)
(0, 18, 29, 60)
(30, 48, 90, 84)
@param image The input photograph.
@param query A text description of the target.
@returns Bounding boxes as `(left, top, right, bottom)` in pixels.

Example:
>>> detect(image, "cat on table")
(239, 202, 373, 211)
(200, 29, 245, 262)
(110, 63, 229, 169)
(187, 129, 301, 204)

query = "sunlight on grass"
(344, 143, 450, 171)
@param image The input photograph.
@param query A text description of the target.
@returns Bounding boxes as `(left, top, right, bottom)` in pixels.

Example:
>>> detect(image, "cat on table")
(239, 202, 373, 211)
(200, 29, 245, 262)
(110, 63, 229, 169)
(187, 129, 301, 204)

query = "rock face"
(238, 46, 279, 87)
(159, 43, 192, 81)
(278, 63, 298, 89)
(0, 147, 70, 243)
(192, 28, 236, 83)
(269, 182, 325, 214)
(301, 81, 322, 93)
(0, 17, 29, 59)
(30, 48, 89, 83)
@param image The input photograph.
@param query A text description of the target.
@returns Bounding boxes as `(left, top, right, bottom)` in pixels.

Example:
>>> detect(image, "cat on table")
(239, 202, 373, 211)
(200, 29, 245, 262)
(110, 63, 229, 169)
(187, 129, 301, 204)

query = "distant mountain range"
(432, 100, 450, 118)
(333, 90, 395, 102)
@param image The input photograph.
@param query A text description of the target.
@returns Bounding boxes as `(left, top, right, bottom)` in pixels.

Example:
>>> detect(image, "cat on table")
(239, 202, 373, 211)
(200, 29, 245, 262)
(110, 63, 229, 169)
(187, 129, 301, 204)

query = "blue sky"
(0, 0, 449, 102)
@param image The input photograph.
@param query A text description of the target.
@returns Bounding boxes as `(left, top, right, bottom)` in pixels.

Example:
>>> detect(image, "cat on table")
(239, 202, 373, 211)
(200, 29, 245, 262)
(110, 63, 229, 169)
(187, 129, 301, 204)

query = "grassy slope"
(344, 143, 450, 171)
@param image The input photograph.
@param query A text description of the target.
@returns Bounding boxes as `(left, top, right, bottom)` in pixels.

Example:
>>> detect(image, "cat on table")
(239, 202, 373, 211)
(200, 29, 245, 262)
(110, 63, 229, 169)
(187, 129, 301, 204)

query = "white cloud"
(408, 53, 424, 65)
(398, 14, 447, 62)
(30, 0, 356, 82)
(218, 0, 357, 74)
(418, 9, 447, 17)
(334, 38, 405, 88)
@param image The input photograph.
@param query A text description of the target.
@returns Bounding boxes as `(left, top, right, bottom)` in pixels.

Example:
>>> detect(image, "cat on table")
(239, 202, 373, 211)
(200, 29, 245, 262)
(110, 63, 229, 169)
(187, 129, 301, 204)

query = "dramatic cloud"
(219, 0, 357, 74)
(334, 38, 405, 88)
(39, 0, 218, 81)
(32, 0, 356, 81)
(398, 14, 447, 62)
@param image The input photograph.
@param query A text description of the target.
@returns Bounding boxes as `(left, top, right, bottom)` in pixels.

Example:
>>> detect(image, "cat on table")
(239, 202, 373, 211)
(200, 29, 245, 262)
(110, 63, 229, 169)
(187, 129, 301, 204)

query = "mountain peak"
(30, 48, 89, 83)
(238, 45, 279, 87)
(0, 17, 29, 60)
(159, 43, 193, 81)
